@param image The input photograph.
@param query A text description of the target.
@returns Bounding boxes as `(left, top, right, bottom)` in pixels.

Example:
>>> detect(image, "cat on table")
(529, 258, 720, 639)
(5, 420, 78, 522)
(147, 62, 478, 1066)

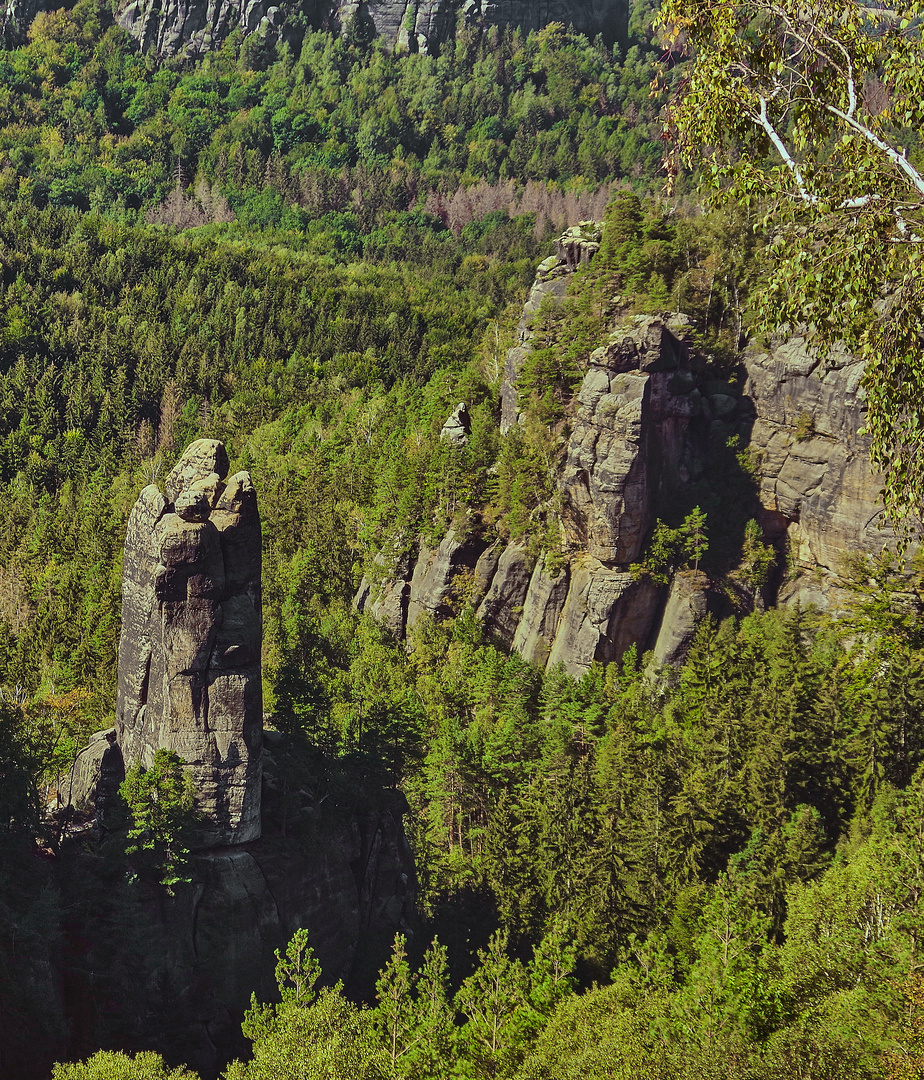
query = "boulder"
(116, 440, 262, 847)
(441, 402, 471, 447)
(63, 728, 120, 814)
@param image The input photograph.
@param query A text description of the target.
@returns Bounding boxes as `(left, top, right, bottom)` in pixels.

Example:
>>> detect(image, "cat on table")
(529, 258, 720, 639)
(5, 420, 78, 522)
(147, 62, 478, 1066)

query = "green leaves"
(658, 0, 924, 524)
(120, 748, 197, 893)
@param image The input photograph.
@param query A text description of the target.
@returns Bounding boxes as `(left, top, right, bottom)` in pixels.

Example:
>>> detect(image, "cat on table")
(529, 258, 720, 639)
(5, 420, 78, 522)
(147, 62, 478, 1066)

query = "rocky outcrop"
(512, 561, 570, 667)
(649, 570, 714, 668)
(545, 559, 660, 675)
(364, 315, 710, 675)
(741, 337, 895, 609)
(106, 0, 628, 58)
(441, 402, 471, 447)
(476, 544, 531, 647)
(363, 228, 895, 675)
(405, 530, 492, 631)
(500, 266, 572, 434)
(116, 439, 262, 847)
(555, 222, 602, 269)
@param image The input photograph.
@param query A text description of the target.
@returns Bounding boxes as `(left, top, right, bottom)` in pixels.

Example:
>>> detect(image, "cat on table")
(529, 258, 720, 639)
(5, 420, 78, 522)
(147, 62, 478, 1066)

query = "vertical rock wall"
(358, 240, 897, 675)
(104, 0, 629, 59)
(117, 439, 263, 846)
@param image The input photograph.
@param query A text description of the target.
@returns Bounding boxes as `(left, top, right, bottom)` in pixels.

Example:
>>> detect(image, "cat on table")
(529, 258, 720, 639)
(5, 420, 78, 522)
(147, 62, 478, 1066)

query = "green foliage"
(229, 985, 388, 1080)
(120, 748, 196, 892)
(0, 13, 665, 228)
(658, 0, 924, 528)
(52, 1052, 201, 1079)
(233, 930, 387, 1080)
(634, 507, 708, 583)
(738, 519, 775, 590)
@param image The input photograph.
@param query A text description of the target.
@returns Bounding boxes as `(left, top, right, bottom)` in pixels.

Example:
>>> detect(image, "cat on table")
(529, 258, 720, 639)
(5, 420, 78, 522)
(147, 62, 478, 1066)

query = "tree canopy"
(657, 0, 924, 529)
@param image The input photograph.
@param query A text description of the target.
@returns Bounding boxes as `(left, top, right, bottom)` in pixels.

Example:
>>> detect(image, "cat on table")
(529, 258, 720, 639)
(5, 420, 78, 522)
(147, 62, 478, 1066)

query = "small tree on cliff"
(120, 749, 197, 894)
(657, 0, 924, 532)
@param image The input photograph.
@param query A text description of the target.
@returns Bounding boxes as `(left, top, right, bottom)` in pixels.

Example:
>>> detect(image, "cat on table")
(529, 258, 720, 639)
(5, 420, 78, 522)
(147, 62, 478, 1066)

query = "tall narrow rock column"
(116, 439, 263, 845)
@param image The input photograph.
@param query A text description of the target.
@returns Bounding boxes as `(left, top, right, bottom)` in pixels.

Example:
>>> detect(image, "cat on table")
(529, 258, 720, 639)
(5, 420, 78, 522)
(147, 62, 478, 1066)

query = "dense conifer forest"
(0, 1, 923, 1078)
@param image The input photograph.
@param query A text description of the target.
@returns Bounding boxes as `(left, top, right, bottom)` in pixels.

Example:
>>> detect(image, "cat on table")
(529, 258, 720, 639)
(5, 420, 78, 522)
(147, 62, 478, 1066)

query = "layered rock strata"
(108, 0, 628, 58)
(361, 313, 708, 675)
(116, 439, 262, 846)
(742, 337, 896, 609)
(362, 306, 893, 674)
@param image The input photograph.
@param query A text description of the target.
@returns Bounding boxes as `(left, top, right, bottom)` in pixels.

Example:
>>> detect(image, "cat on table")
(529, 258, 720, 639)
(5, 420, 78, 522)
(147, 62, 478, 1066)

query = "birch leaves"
(658, 0, 924, 527)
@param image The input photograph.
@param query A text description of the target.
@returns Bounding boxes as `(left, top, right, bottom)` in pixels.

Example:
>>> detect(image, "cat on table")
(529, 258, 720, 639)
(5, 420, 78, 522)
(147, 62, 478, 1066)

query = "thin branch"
(751, 96, 815, 202)
(827, 104, 924, 197)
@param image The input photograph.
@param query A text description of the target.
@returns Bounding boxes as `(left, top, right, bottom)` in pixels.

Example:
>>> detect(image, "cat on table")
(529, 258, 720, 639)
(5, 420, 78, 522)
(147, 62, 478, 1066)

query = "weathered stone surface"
(650, 570, 712, 668)
(355, 546, 415, 637)
(476, 545, 531, 647)
(471, 543, 502, 610)
(165, 438, 229, 503)
(546, 558, 661, 677)
(512, 561, 570, 667)
(64, 728, 118, 813)
(441, 402, 471, 447)
(555, 221, 602, 268)
(742, 336, 896, 605)
(108, 0, 628, 58)
(559, 317, 698, 564)
(117, 440, 262, 846)
(406, 530, 490, 630)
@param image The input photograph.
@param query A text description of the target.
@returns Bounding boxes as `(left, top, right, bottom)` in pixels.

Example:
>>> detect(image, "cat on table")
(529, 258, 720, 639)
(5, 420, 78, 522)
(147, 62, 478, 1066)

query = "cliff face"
(109, 0, 628, 57)
(360, 251, 894, 675)
(741, 338, 895, 609)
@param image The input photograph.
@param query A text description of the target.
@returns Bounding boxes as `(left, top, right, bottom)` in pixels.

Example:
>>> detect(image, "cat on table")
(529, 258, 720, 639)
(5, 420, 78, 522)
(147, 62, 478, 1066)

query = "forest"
(0, 0, 923, 1078)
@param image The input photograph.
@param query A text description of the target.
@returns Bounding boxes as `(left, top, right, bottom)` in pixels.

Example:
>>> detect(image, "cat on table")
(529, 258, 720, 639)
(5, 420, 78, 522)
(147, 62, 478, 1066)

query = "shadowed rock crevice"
(359, 249, 898, 675)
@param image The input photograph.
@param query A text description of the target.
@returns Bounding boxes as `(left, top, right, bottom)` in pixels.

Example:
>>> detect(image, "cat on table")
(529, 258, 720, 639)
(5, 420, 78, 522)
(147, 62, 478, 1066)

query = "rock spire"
(116, 439, 262, 846)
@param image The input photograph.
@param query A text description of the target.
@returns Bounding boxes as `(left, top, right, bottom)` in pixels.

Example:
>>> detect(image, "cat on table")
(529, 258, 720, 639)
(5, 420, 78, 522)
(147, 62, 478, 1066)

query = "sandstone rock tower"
(116, 439, 262, 845)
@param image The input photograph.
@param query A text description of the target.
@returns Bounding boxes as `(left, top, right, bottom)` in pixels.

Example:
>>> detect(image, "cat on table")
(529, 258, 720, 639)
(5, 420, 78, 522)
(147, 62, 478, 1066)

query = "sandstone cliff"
(107, 0, 628, 57)
(47, 438, 416, 1080)
(360, 247, 894, 675)
(116, 439, 263, 846)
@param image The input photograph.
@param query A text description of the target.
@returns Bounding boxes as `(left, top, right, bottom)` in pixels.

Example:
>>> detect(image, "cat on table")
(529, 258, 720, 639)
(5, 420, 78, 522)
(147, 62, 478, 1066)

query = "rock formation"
(101, 0, 629, 58)
(741, 337, 896, 609)
(116, 439, 263, 846)
(441, 402, 471, 447)
(501, 262, 572, 434)
(361, 241, 897, 676)
(57, 777, 415, 1079)
(555, 221, 602, 269)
